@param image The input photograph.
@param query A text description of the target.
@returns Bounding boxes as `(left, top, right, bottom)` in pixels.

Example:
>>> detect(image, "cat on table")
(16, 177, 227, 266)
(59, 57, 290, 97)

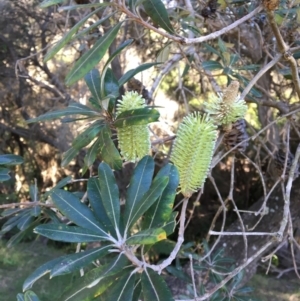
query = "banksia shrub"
(170, 113, 217, 197)
(205, 81, 247, 126)
(116, 91, 150, 162)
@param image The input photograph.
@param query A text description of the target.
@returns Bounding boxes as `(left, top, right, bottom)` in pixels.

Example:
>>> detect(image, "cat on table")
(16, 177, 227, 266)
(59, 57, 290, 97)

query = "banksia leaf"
(116, 91, 150, 162)
(205, 81, 247, 126)
(170, 113, 217, 197)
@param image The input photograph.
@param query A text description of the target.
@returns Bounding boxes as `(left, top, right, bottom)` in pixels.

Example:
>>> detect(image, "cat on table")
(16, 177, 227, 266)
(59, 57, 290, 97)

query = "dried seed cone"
(116, 91, 150, 162)
(170, 113, 217, 197)
(273, 149, 299, 177)
(127, 78, 151, 104)
(223, 119, 248, 153)
(263, 0, 279, 11)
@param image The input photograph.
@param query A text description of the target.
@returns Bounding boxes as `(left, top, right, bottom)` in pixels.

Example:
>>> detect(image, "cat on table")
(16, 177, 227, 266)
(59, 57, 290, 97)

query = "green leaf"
(17, 213, 35, 231)
(118, 63, 161, 87)
(143, 164, 178, 229)
(143, 0, 174, 33)
(103, 68, 119, 98)
(101, 39, 134, 96)
(114, 108, 160, 128)
(61, 147, 79, 167)
(84, 136, 102, 168)
(126, 176, 169, 230)
(44, 176, 72, 198)
(51, 189, 109, 238)
(104, 271, 136, 301)
(202, 60, 223, 71)
(23, 256, 68, 290)
(65, 23, 122, 86)
(24, 291, 41, 301)
(51, 245, 111, 277)
(85, 69, 102, 106)
(98, 162, 120, 231)
(0, 167, 10, 182)
(62, 254, 129, 301)
(126, 228, 166, 245)
(39, 0, 66, 8)
(162, 212, 177, 236)
(141, 269, 174, 301)
(98, 126, 122, 170)
(72, 123, 104, 150)
(87, 178, 115, 235)
(27, 102, 100, 124)
(17, 294, 25, 301)
(34, 224, 109, 242)
(124, 156, 154, 230)
(44, 7, 103, 61)
(30, 206, 41, 217)
(132, 280, 142, 301)
(0, 154, 23, 166)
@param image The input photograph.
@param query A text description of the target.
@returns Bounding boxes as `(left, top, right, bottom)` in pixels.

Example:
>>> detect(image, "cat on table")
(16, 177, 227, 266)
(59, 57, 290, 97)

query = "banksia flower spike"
(205, 81, 247, 127)
(116, 91, 150, 162)
(170, 113, 217, 197)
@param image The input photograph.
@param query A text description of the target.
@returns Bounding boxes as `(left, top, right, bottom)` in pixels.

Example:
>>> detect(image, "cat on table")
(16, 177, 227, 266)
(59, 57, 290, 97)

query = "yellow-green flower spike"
(205, 81, 247, 126)
(116, 91, 150, 162)
(170, 113, 217, 197)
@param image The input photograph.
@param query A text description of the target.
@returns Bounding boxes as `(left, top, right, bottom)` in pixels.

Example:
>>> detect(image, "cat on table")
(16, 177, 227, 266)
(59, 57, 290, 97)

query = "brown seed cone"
(223, 119, 248, 153)
(127, 78, 151, 104)
(262, 0, 279, 11)
(273, 149, 299, 177)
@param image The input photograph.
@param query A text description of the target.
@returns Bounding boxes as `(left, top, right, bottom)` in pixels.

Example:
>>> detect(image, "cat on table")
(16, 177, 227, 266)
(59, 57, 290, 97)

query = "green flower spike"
(205, 81, 247, 126)
(170, 113, 217, 197)
(116, 91, 150, 162)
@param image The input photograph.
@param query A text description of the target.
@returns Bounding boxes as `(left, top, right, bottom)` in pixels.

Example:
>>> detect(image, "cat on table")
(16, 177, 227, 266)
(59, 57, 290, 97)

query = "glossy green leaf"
(100, 39, 133, 95)
(24, 291, 41, 301)
(51, 189, 109, 238)
(34, 224, 108, 242)
(85, 69, 101, 106)
(126, 228, 166, 245)
(65, 23, 122, 86)
(62, 255, 129, 301)
(39, 0, 66, 8)
(143, 0, 174, 33)
(29, 184, 38, 202)
(124, 156, 154, 230)
(17, 294, 25, 301)
(23, 256, 69, 290)
(126, 176, 169, 230)
(17, 213, 35, 231)
(105, 271, 136, 301)
(202, 60, 223, 71)
(1, 210, 29, 232)
(141, 269, 174, 301)
(30, 206, 41, 217)
(84, 136, 102, 168)
(118, 63, 161, 87)
(87, 178, 115, 235)
(132, 280, 142, 301)
(44, 7, 103, 61)
(51, 245, 111, 277)
(98, 162, 120, 230)
(143, 164, 178, 229)
(98, 126, 122, 170)
(114, 108, 160, 128)
(0, 167, 10, 182)
(61, 147, 79, 167)
(103, 68, 119, 98)
(7, 220, 40, 248)
(72, 123, 103, 150)
(0, 154, 23, 166)
(162, 212, 177, 236)
(27, 102, 100, 124)
(58, 2, 110, 11)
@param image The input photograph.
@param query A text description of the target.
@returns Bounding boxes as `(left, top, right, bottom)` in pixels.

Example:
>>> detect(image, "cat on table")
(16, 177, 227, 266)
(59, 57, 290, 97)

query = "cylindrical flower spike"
(205, 81, 247, 126)
(116, 91, 150, 162)
(170, 113, 218, 197)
